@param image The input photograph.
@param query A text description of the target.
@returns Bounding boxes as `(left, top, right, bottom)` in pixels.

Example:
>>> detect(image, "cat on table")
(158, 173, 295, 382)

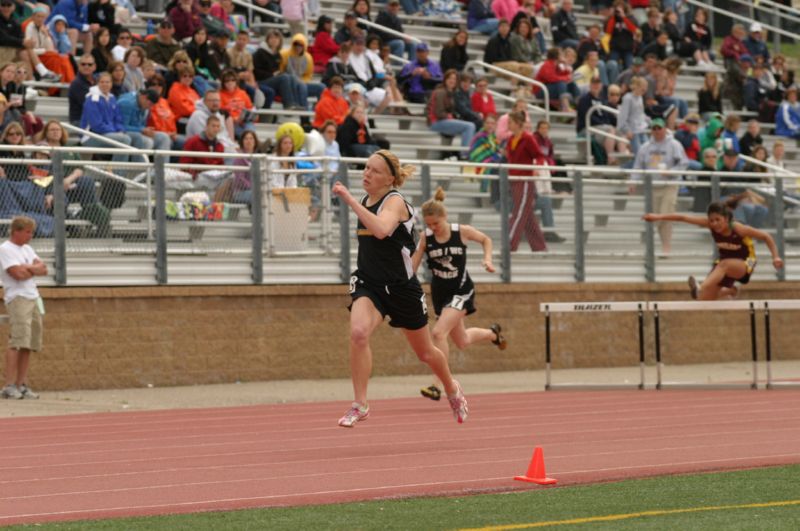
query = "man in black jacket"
(375, 0, 414, 61)
(483, 19, 533, 78)
(551, 0, 579, 49)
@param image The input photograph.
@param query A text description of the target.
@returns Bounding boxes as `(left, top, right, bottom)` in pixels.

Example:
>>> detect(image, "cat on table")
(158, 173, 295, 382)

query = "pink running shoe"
(447, 380, 468, 423)
(338, 402, 369, 427)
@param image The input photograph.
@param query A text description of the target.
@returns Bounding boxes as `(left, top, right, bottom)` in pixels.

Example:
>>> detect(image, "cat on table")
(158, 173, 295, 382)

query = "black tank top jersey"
(425, 223, 470, 289)
(356, 190, 417, 285)
(711, 222, 755, 262)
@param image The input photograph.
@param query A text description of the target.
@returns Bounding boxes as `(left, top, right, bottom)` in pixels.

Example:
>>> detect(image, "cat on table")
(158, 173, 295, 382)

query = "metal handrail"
(487, 88, 548, 119)
(354, 17, 422, 44)
(231, 0, 283, 22)
(468, 60, 550, 122)
(584, 104, 628, 164)
(758, 0, 800, 18)
(728, 0, 800, 24)
(60, 122, 149, 165)
(684, 0, 800, 41)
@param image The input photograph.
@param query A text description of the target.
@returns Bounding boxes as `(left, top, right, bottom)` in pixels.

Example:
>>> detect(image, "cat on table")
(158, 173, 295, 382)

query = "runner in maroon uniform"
(644, 200, 783, 300)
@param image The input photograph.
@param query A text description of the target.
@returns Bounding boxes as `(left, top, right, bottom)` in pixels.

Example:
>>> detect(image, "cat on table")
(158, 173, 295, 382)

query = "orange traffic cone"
(514, 446, 557, 485)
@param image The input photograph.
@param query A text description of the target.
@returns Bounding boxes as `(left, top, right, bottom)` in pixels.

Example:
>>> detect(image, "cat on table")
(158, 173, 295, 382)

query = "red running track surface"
(2, 390, 800, 525)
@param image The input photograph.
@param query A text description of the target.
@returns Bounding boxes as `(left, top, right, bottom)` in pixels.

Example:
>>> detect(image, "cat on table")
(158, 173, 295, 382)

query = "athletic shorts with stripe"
(349, 271, 429, 330)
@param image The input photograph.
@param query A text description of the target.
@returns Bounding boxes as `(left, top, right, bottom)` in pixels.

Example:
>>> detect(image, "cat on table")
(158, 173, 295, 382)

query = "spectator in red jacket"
(721, 24, 748, 70)
(179, 114, 226, 191)
(470, 76, 496, 119)
(535, 47, 580, 111)
(506, 110, 546, 252)
(309, 15, 339, 74)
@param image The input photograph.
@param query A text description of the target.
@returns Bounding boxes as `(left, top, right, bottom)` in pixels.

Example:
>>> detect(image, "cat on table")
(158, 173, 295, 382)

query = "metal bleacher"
(23, 0, 800, 286)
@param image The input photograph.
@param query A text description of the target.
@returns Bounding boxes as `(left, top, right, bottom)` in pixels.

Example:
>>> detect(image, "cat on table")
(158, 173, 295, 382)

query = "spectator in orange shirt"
(168, 65, 201, 120)
(313, 76, 350, 129)
(219, 68, 255, 137)
(146, 74, 182, 150)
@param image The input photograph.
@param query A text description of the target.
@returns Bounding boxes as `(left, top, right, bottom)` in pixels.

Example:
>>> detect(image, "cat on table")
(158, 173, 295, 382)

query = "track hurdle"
(542, 301, 647, 390)
(762, 300, 800, 389)
(651, 301, 758, 390)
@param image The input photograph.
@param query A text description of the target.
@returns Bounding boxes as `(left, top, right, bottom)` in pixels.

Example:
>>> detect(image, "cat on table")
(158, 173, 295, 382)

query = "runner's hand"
(483, 260, 495, 273)
(774, 257, 784, 270)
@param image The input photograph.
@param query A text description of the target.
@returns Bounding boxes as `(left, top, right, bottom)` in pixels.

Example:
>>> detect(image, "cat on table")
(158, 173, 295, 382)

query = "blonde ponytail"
(421, 186, 447, 218)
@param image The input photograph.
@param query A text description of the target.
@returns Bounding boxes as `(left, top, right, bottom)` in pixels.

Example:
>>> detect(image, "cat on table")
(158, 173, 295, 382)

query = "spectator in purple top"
(398, 42, 442, 104)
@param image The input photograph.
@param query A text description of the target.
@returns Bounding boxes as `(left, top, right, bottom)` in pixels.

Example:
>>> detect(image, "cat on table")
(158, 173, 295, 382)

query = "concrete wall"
(8, 282, 800, 391)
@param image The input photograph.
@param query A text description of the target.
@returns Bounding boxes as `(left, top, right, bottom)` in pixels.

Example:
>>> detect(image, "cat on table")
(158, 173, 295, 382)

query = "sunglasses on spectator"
(118, 35, 131, 40)
(6, 131, 22, 136)
(80, 62, 95, 66)
(651, 126, 663, 130)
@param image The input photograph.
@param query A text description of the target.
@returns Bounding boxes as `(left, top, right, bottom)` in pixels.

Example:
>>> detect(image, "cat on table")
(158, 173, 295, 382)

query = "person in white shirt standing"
(0, 216, 47, 399)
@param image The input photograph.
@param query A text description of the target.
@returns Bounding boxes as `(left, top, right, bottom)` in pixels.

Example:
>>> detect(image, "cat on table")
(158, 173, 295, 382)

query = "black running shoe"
(491, 323, 507, 350)
(420, 385, 441, 401)
(688, 276, 698, 300)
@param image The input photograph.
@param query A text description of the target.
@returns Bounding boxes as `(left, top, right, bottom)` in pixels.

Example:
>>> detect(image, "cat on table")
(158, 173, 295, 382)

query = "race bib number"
(449, 294, 467, 311)
(349, 275, 358, 294)
(420, 293, 428, 315)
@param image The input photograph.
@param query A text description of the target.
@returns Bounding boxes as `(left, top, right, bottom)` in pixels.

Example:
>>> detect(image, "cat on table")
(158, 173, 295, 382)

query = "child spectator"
(219, 68, 255, 137)
(470, 77, 496, 119)
(617, 76, 650, 155)
(313, 76, 349, 129)
(739, 119, 763, 157)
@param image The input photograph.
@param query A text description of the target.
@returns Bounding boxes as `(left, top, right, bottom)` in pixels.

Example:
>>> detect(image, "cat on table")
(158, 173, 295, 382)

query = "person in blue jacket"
(775, 86, 800, 140)
(118, 88, 172, 160)
(47, 0, 97, 55)
(79, 72, 132, 162)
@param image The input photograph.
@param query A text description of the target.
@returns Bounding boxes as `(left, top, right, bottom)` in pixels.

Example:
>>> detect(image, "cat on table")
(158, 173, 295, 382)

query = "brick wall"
(6, 282, 800, 391)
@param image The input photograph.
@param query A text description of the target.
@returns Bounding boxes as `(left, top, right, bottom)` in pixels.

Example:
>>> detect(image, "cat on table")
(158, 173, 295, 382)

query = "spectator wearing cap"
(721, 24, 747, 70)
(118, 88, 172, 157)
(345, 81, 365, 107)
(335, 11, 361, 45)
(375, 0, 415, 61)
(631, 117, 689, 254)
(145, 20, 181, 70)
(398, 42, 442, 104)
(744, 23, 770, 64)
(776, 86, 800, 140)
(616, 56, 644, 93)
(46, 0, 96, 55)
(467, 0, 499, 35)
(170, 0, 204, 40)
(313, 76, 349, 129)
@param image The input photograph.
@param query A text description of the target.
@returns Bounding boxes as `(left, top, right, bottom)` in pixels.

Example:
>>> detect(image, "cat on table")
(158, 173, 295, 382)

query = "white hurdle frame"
(762, 300, 800, 389)
(651, 301, 759, 390)
(542, 302, 647, 390)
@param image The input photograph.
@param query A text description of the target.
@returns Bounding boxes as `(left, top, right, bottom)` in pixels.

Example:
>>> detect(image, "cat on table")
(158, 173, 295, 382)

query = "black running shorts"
(349, 272, 429, 330)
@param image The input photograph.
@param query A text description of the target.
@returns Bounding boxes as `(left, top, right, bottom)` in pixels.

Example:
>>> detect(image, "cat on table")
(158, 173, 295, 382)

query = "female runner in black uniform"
(332, 150, 468, 427)
(412, 187, 507, 401)
(644, 200, 783, 300)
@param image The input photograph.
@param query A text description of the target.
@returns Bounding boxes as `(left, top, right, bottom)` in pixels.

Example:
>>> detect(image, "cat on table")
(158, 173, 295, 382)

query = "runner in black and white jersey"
(411, 187, 507, 402)
(332, 150, 468, 427)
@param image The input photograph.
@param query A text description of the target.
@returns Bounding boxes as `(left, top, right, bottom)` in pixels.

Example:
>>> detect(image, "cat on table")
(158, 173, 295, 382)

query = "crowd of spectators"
(0, 0, 796, 246)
